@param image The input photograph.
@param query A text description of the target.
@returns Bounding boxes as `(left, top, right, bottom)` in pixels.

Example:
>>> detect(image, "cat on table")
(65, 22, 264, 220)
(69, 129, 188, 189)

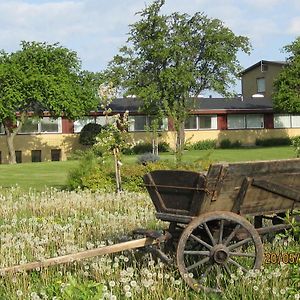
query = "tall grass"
(0, 187, 298, 299)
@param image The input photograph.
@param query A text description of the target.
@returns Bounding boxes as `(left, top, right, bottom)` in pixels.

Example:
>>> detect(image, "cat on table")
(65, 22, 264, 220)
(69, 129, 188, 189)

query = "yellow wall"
(0, 134, 84, 164)
(1, 128, 300, 163)
(242, 63, 284, 98)
(130, 128, 300, 148)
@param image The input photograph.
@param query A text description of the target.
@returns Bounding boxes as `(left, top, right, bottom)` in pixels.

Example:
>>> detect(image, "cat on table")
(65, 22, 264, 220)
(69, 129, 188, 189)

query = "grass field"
(0, 147, 298, 299)
(0, 146, 296, 190)
(0, 188, 298, 299)
(0, 160, 78, 190)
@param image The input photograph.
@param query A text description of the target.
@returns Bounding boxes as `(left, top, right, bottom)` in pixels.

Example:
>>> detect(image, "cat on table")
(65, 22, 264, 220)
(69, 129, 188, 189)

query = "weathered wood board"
(205, 159, 300, 215)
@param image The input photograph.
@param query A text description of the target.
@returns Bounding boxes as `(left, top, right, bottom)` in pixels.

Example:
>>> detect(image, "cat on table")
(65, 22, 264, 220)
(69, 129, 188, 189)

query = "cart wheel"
(176, 211, 263, 293)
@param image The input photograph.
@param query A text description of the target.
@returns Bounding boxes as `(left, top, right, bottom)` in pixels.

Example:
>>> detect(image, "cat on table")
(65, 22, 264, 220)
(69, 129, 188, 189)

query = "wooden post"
(0, 237, 157, 275)
(113, 147, 122, 193)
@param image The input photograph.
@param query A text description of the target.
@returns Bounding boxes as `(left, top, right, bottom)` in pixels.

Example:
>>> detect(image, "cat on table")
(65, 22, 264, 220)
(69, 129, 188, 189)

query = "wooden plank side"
(203, 159, 300, 215)
(240, 185, 297, 215)
(252, 179, 300, 202)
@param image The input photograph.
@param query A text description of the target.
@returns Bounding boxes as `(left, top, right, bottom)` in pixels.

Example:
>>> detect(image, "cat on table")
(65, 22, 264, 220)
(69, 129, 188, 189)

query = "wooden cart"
(1, 159, 299, 294)
(143, 158, 300, 292)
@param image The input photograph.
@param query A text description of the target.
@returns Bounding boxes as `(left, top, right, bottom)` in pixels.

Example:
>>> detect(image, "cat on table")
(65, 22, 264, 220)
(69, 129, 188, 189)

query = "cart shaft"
(0, 237, 158, 274)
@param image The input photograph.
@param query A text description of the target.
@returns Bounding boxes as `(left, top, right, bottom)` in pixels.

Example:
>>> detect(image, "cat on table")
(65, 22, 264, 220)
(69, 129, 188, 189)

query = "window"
(257, 78, 266, 93)
(149, 117, 168, 131)
(15, 151, 22, 163)
(128, 116, 147, 131)
(73, 117, 95, 133)
(228, 115, 246, 129)
(51, 149, 61, 161)
(199, 115, 217, 129)
(40, 117, 62, 133)
(18, 117, 62, 134)
(31, 150, 41, 162)
(19, 118, 39, 133)
(96, 116, 114, 126)
(185, 116, 197, 130)
(184, 115, 217, 130)
(274, 114, 291, 128)
(291, 115, 300, 128)
(246, 114, 264, 129)
(128, 116, 168, 132)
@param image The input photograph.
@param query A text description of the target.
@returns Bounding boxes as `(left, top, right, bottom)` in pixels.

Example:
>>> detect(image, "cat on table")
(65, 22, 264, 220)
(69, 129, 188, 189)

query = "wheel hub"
(211, 244, 229, 264)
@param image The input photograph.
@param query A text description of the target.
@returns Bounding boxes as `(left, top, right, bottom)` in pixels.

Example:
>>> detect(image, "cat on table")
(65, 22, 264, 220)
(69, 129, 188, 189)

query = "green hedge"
(255, 137, 291, 147)
(186, 139, 217, 150)
(219, 139, 242, 149)
(123, 142, 170, 155)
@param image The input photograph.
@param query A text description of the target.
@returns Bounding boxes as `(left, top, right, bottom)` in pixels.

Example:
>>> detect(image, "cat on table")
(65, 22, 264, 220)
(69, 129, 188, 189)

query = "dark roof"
(240, 60, 286, 76)
(107, 96, 273, 113)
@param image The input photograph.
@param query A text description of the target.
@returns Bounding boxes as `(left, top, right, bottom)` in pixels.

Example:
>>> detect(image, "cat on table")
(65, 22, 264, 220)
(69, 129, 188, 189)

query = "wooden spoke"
(203, 222, 216, 246)
(215, 265, 222, 289)
(199, 264, 214, 282)
(223, 224, 241, 246)
(228, 237, 252, 251)
(190, 234, 213, 250)
(184, 250, 210, 256)
(223, 263, 232, 275)
(219, 219, 224, 244)
(176, 211, 263, 294)
(228, 258, 248, 273)
(229, 251, 256, 258)
(186, 256, 210, 271)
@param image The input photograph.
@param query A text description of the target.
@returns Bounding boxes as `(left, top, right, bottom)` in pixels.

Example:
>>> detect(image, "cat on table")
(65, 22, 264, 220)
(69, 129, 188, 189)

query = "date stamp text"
(264, 252, 300, 264)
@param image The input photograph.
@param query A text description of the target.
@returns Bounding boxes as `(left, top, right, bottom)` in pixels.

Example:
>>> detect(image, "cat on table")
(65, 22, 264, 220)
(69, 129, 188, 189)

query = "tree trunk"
(3, 117, 25, 164)
(6, 132, 16, 164)
(152, 132, 159, 156)
(175, 122, 185, 164)
(113, 148, 122, 193)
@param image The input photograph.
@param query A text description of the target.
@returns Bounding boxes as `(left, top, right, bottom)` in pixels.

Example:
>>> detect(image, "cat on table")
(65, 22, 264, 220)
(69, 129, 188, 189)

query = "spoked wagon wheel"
(176, 211, 263, 293)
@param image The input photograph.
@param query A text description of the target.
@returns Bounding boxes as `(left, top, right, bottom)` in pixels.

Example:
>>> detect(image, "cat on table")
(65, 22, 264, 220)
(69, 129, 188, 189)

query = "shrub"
(186, 139, 217, 150)
(79, 123, 103, 146)
(158, 142, 171, 152)
(81, 168, 115, 192)
(67, 150, 100, 189)
(219, 139, 242, 149)
(123, 142, 171, 155)
(137, 153, 160, 165)
(67, 149, 88, 160)
(291, 136, 300, 157)
(255, 137, 291, 147)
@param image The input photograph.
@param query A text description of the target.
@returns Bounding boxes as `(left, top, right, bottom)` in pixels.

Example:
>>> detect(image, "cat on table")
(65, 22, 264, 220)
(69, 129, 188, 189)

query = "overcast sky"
(1, 0, 299, 95)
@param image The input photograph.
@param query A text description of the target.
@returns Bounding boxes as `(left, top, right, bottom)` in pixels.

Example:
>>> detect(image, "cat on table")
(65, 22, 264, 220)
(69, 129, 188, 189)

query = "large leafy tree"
(273, 37, 300, 113)
(0, 41, 100, 163)
(106, 0, 251, 162)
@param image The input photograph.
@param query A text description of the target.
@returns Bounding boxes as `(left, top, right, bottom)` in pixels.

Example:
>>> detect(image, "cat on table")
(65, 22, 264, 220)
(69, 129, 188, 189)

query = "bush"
(137, 153, 160, 165)
(123, 142, 171, 155)
(219, 139, 242, 149)
(79, 123, 103, 146)
(67, 150, 100, 189)
(81, 168, 115, 192)
(186, 139, 217, 150)
(67, 149, 88, 160)
(158, 142, 171, 152)
(291, 136, 300, 157)
(255, 137, 291, 147)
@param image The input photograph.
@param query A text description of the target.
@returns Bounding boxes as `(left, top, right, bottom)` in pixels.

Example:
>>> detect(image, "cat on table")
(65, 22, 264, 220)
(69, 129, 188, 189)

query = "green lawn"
(0, 160, 78, 190)
(0, 146, 296, 190)
(125, 146, 295, 164)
